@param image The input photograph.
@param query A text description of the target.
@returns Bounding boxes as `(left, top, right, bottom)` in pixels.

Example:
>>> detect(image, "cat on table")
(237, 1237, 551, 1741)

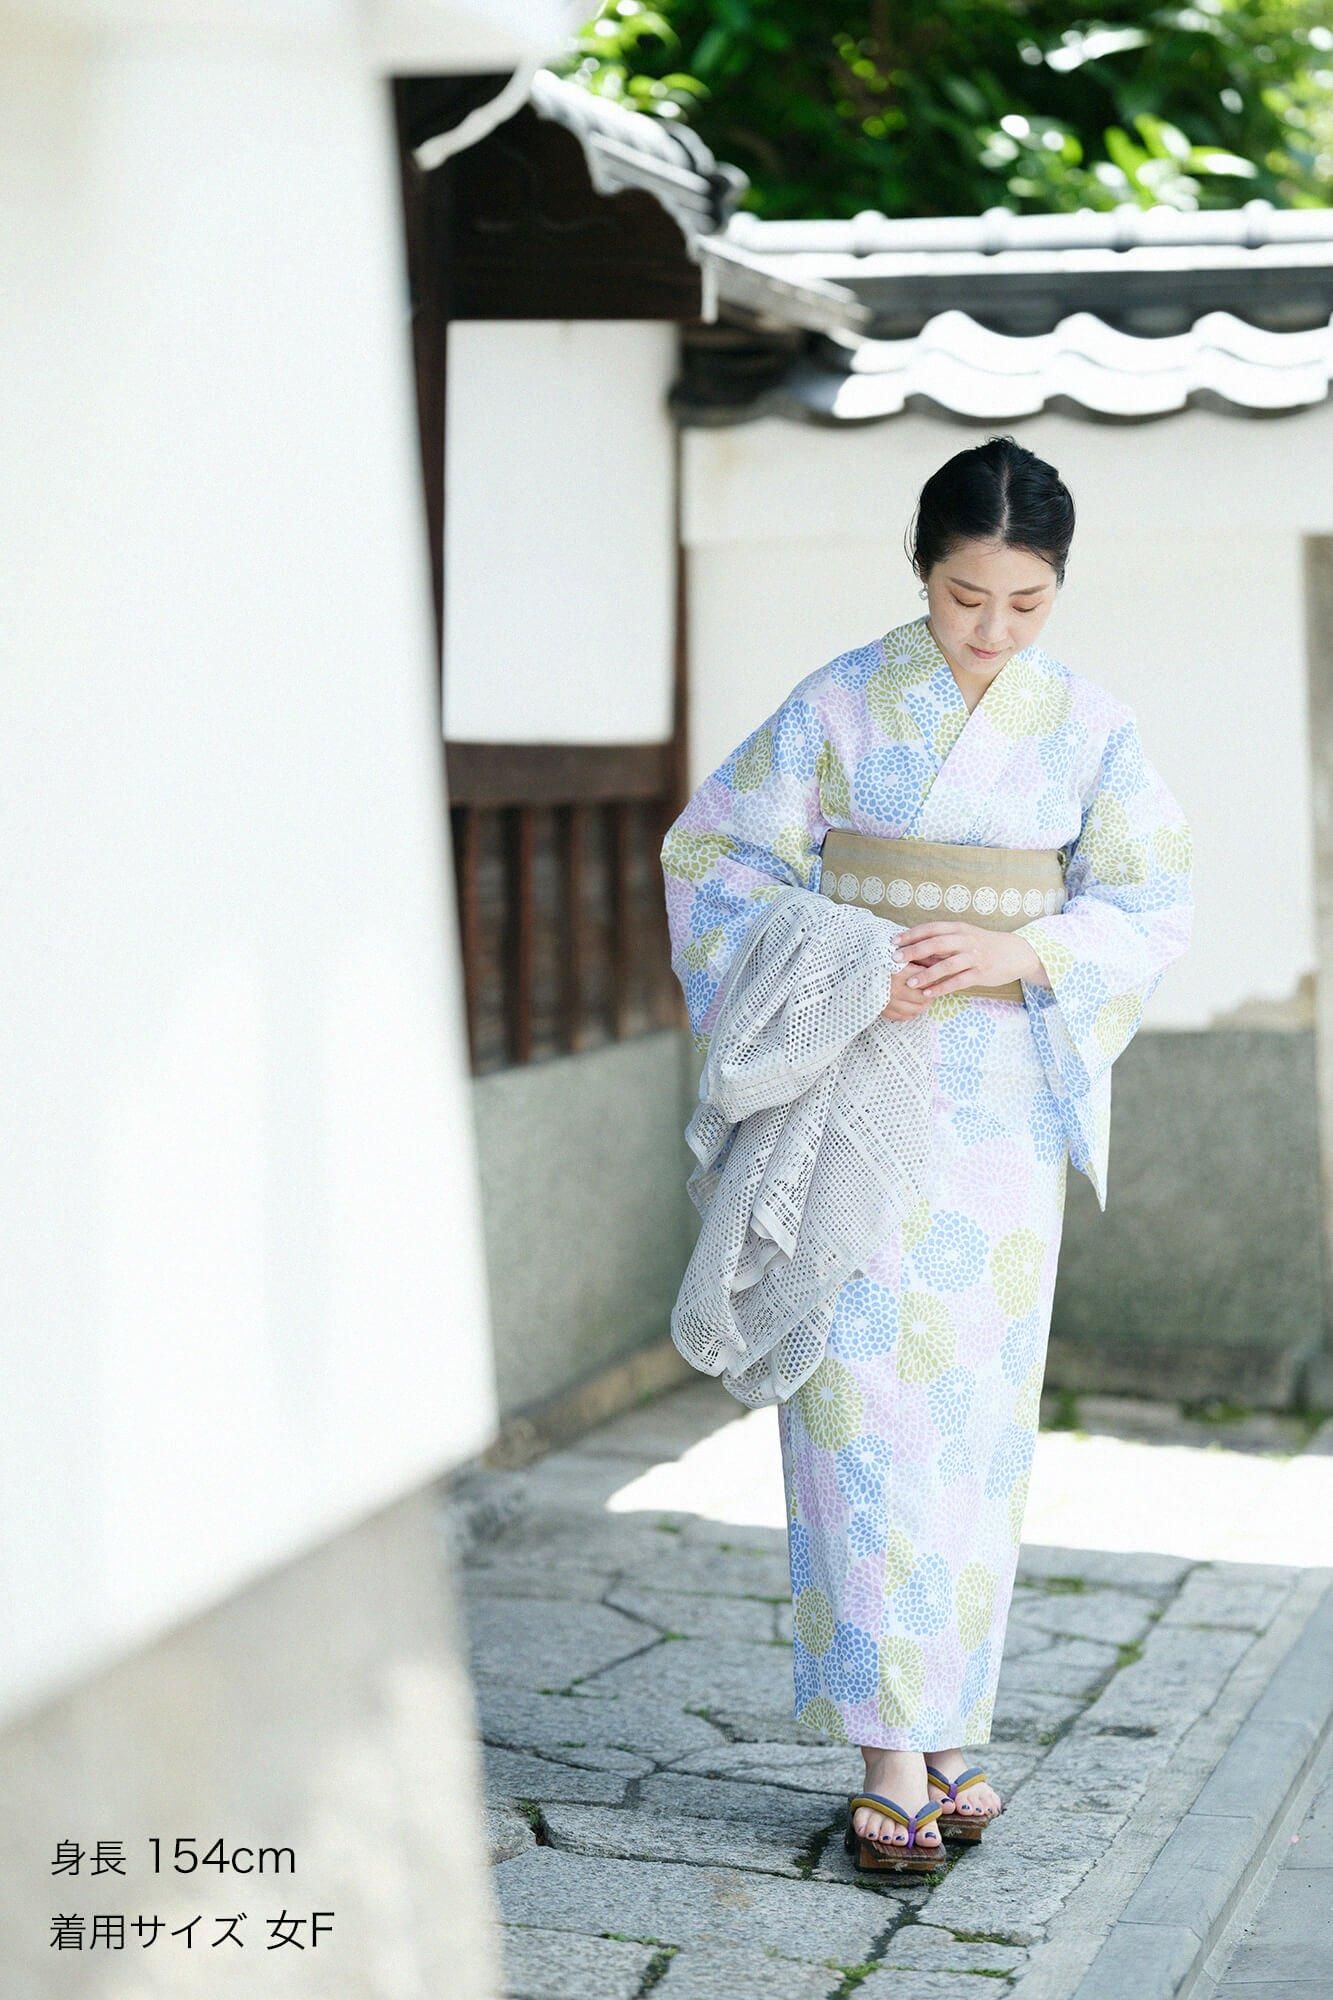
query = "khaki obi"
(818, 828, 1069, 1003)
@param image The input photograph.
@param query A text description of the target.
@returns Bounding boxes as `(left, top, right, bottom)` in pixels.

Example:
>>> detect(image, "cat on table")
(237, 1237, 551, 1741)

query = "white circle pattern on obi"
(827, 860, 1058, 922)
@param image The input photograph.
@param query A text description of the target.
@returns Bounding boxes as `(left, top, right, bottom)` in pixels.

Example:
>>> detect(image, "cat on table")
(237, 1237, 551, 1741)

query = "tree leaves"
(556, 0, 1332, 217)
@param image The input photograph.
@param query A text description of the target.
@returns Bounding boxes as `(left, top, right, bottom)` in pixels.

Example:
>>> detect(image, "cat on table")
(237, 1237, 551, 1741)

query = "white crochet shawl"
(670, 886, 933, 1408)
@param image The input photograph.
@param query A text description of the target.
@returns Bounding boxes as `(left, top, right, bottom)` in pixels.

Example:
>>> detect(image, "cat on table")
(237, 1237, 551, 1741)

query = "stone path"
(1211, 1740, 1333, 2000)
(443, 1377, 1333, 2000)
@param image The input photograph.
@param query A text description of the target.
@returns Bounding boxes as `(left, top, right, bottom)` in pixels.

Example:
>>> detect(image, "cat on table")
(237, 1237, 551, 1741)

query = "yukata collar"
(914, 611, 1040, 721)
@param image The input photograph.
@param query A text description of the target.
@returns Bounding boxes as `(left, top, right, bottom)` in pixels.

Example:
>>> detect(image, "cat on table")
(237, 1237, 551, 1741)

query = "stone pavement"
(1207, 1734, 1333, 2000)
(441, 1376, 1333, 2000)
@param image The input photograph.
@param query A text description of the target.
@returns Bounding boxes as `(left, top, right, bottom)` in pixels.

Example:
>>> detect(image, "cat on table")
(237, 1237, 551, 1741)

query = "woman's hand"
(880, 966, 931, 1020)
(891, 922, 1052, 999)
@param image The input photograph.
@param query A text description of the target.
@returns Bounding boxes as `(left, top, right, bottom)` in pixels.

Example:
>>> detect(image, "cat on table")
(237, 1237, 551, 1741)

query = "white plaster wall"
(0, 5, 558, 1725)
(682, 403, 1333, 1030)
(444, 320, 678, 742)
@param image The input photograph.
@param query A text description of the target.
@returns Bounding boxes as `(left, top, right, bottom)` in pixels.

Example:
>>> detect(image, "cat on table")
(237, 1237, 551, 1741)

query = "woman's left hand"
(893, 921, 1051, 997)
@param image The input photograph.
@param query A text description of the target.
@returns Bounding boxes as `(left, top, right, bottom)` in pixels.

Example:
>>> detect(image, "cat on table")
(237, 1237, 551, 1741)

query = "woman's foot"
(853, 1747, 943, 1850)
(924, 1746, 1002, 1824)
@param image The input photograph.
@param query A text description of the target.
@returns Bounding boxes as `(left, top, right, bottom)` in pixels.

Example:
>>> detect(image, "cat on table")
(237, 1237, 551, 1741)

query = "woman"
(660, 436, 1193, 1869)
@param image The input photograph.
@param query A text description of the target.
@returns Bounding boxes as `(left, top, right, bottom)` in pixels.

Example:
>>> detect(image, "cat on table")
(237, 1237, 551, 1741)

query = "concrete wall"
(1049, 1027, 1325, 1407)
(471, 1031, 698, 1420)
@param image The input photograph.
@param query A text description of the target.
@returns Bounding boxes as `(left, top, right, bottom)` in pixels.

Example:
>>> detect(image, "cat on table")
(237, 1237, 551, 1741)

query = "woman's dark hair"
(905, 435, 1075, 588)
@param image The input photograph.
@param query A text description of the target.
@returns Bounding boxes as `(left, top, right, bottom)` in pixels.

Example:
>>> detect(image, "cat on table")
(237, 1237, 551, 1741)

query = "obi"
(817, 827, 1068, 1003)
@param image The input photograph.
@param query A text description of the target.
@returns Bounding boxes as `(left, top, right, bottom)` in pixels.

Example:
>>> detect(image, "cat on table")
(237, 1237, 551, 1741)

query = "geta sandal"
(843, 1791, 947, 1872)
(924, 1764, 1002, 1843)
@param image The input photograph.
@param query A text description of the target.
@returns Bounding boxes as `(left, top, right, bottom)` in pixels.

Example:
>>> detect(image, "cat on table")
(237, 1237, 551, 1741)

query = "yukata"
(660, 613, 1193, 1751)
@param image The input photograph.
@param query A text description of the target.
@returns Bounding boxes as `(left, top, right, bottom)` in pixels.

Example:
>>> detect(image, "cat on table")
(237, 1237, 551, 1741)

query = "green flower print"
(1014, 1357, 1044, 1433)
(734, 724, 773, 793)
(884, 621, 940, 685)
(680, 927, 724, 971)
(901, 1198, 932, 1252)
(878, 1633, 925, 1727)
(983, 658, 1072, 739)
(1094, 991, 1141, 1056)
(816, 739, 851, 820)
(991, 1228, 1045, 1317)
(964, 1691, 995, 1740)
(1154, 822, 1193, 875)
(773, 823, 817, 886)
(794, 1585, 835, 1654)
(896, 1294, 955, 1384)
(1080, 793, 1148, 888)
(956, 1561, 996, 1649)
(933, 704, 967, 762)
(1022, 926, 1075, 985)
(866, 662, 927, 743)
(661, 828, 737, 883)
(796, 1355, 864, 1450)
(881, 1526, 916, 1598)
(798, 1694, 849, 1741)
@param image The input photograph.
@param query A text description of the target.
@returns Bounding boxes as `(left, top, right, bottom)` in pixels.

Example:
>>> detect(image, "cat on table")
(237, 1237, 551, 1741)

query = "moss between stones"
(636, 1945, 677, 1993)
(831, 1964, 877, 1996)
(1044, 1388, 1082, 1431)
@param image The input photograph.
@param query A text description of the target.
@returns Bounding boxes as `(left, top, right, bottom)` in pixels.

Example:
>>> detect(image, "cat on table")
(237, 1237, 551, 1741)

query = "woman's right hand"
(881, 968, 930, 1021)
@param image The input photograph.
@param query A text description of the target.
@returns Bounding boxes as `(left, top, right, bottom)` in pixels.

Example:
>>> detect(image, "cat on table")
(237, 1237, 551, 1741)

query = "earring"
(918, 585, 927, 598)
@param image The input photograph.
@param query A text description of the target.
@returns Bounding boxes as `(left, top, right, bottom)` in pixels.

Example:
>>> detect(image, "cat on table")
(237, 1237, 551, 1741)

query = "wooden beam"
(556, 802, 587, 1055)
(391, 79, 450, 673)
(450, 804, 481, 1068)
(445, 740, 673, 809)
(608, 800, 633, 1038)
(503, 805, 535, 1065)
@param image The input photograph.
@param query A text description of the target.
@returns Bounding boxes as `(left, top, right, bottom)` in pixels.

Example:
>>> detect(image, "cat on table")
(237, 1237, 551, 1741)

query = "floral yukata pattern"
(661, 614, 1193, 1750)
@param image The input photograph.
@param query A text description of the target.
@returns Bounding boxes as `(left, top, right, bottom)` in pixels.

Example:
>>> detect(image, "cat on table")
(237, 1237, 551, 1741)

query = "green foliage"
(556, 0, 1333, 217)
(1046, 1385, 1082, 1431)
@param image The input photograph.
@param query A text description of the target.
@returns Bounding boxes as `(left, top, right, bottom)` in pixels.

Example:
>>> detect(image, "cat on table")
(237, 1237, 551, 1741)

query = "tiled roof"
(723, 200, 1333, 259)
(693, 307, 1333, 424)
(681, 202, 1333, 423)
(529, 69, 747, 241)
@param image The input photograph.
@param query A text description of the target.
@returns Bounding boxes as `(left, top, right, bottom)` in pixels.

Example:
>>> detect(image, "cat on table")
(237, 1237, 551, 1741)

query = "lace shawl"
(669, 886, 933, 1408)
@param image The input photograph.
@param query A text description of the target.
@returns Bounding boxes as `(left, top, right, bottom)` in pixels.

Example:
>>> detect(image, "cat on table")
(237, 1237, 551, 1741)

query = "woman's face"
(923, 538, 1057, 676)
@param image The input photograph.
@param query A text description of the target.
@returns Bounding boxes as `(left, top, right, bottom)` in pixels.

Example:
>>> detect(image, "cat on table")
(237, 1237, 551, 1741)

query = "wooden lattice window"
(446, 742, 685, 1074)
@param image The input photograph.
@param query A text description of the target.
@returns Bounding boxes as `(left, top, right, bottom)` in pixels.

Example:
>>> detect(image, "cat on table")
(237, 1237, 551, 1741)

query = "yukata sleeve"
(660, 677, 867, 1050)
(1014, 707, 1194, 1102)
